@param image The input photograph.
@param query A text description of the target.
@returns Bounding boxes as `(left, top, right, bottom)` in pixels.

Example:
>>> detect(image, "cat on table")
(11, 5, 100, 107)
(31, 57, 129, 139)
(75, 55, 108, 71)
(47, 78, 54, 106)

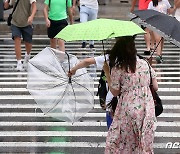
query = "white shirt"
(148, 0, 171, 14)
(94, 54, 109, 69)
(80, 0, 98, 10)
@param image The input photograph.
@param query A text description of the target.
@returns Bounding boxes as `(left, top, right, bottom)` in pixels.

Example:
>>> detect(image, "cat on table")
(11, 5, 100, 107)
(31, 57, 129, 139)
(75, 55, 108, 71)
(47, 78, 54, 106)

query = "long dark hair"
(152, 0, 158, 7)
(109, 36, 137, 73)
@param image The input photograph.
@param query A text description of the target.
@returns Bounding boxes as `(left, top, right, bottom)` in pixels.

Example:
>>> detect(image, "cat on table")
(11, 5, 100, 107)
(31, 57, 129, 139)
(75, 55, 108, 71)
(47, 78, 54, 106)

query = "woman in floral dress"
(103, 36, 158, 154)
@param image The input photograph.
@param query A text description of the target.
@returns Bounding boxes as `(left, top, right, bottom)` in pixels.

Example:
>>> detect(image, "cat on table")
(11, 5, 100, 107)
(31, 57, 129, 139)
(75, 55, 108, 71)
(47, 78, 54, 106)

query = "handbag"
(146, 60, 163, 117)
(7, 0, 20, 26)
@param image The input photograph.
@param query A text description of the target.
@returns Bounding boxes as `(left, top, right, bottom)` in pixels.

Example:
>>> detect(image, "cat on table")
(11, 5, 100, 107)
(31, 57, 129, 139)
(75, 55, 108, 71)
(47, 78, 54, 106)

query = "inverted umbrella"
(27, 47, 94, 123)
(130, 10, 180, 47)
(55, 18, 145, 41)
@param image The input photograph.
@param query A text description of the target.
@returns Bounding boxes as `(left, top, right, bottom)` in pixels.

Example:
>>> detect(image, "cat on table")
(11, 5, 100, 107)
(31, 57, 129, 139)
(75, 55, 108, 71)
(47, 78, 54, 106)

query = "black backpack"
(96, 69, 118, 112)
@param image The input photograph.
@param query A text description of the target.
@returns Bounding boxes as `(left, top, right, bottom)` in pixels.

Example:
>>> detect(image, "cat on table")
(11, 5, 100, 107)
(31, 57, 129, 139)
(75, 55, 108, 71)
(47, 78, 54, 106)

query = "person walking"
(68, 54, 114, 129)
(103, 36, 158, 153)
(4, 0, 37, 71)
(73, 0, 99, 48)
(43, 0, 73, 52)
(174, 0, 180, 21)
(148, 0, 175, 63)
(130, 0, 155, 55)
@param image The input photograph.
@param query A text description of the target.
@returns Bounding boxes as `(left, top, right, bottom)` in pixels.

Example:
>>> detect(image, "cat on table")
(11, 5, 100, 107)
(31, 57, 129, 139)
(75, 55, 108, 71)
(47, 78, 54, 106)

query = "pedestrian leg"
(25, 41, 32, 55)
(50, 38, 57, 49)
(14, 37, 22, 60)
(58, 39, 65, 52)
(14, 37, 23, 71)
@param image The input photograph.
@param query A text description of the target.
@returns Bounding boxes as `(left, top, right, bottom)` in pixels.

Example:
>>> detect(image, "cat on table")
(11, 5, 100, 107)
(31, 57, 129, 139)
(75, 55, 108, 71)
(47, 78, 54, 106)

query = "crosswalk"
(0, 34, 180, 153)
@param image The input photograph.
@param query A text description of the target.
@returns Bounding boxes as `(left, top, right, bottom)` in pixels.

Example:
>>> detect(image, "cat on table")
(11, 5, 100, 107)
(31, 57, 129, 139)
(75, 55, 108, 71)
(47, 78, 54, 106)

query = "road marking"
(0, 121, 179, 127)
(0, 131, 179, 137)
(0, 104, 179, 110)
(0, 112, 179, 118)
(0, 142, 176, 148)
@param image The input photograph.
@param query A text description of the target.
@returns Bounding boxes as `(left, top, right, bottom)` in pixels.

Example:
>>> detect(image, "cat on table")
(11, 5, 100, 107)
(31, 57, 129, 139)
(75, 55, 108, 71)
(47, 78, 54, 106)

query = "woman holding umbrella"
(103, 36, 158, 153)
(68, 52, 114, 129)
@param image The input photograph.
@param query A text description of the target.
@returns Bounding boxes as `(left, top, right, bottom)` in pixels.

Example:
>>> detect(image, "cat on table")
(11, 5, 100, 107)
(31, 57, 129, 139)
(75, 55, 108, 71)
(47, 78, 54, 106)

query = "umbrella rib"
(29, 61, 67, 82)
(28, 81, 68, 91)
(49, 48, 70, 76)
(71, 79, 94, 97)
(46, 83, 69, 113)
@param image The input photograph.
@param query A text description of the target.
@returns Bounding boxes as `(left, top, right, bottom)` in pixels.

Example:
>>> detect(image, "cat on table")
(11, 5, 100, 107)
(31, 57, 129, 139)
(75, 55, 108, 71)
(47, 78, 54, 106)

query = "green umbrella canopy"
(55, 18, 145, 41)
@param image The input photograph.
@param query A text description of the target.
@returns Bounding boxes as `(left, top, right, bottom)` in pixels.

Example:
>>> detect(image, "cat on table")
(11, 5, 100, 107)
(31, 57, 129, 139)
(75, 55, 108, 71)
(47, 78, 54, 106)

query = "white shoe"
(23, 54, 30, 70)
(16, 62, 23, 71)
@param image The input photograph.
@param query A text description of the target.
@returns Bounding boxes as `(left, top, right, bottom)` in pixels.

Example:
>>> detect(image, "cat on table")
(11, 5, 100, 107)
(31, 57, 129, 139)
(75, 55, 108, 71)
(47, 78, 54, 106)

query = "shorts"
(11, 24, 33, 43)
(47, 19, 68, 39)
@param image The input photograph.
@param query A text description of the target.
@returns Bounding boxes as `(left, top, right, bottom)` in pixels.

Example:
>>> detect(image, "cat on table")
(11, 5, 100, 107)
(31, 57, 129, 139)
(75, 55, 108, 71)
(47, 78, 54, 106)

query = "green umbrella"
(55, 18, 145, 41)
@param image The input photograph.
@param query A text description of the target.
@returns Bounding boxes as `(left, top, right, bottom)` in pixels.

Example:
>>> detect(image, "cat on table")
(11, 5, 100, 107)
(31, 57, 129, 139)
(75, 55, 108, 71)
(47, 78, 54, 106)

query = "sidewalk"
(0, 0, 131, 35)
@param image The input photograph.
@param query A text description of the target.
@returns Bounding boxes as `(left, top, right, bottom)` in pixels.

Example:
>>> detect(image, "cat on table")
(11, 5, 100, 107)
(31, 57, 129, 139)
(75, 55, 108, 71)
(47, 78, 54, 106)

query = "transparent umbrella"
(27, 47, 94, 123)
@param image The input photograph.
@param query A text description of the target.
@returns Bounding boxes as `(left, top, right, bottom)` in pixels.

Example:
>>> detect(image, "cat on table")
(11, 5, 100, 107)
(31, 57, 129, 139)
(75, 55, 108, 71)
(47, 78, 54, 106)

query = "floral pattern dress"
(105, 57, 157, 154)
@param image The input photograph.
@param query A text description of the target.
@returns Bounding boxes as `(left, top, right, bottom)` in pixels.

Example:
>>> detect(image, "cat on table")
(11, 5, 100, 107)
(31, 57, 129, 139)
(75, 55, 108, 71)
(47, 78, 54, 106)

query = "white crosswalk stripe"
(0, 34, 179, 154)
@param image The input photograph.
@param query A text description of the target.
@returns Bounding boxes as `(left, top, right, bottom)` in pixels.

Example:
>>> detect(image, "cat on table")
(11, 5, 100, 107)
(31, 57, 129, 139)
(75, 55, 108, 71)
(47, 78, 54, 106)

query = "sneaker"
(16, 62, 23, 71)
(23, 54, 30, 70)
(156, 55, 163, 64)
(81, 42, 87, 48)
(89, 44, 95, 49)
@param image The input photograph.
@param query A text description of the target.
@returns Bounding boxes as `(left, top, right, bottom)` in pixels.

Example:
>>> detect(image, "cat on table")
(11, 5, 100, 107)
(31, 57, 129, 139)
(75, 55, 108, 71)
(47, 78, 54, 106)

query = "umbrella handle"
(102, 40, 107, 62)
(150, 37, 163, 57)
(65, 51, 72, 83)
(130, 16, 139, 21)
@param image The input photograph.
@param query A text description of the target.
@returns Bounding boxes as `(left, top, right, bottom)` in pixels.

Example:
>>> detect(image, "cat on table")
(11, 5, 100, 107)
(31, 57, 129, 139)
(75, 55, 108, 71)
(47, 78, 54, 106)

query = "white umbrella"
(27, 47, 94, 123)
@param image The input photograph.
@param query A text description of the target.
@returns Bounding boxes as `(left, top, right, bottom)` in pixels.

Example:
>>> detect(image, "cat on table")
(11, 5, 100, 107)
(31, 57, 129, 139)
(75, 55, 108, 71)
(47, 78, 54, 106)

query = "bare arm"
(67, 7, 74, 25)
(72, 0, 77, 15)
(68, 57, 96, 76)
(27, 2, 37, 25)
(130, 0, 138, 12)
(103, 61, 120, 97)
(152, 77, 158, 91)
(43, 4, 50, 27)
(167, 7, 176, 15)
(175, 0, 180, 8)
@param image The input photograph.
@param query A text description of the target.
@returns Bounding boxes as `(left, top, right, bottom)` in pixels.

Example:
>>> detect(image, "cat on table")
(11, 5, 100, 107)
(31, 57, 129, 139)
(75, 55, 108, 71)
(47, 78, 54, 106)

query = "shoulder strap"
(12, 0, 20, 15)
(144, 59, 153, 85)
(49, 0, 51, 8)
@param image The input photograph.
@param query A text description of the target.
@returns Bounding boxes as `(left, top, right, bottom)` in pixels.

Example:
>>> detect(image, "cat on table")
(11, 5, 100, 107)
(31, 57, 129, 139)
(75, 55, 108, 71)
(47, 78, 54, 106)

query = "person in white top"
(174, 0, 180, 21)
(68, 54, 114, 129)
(148, 0, 175, 64)
(73, 0, 99, 49)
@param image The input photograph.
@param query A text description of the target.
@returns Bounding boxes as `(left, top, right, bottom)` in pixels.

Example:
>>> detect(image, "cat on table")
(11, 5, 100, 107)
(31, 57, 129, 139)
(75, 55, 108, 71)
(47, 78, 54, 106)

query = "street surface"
(0, 34, 179, 153)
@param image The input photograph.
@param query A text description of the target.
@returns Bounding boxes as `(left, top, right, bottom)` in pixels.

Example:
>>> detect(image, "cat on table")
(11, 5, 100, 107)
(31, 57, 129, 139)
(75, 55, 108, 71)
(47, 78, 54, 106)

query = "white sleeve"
(94, 55, 109, 70)
(165, 0, 171, 9)
(148, 2, 153, 10)
(30, 0, 36, 4)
